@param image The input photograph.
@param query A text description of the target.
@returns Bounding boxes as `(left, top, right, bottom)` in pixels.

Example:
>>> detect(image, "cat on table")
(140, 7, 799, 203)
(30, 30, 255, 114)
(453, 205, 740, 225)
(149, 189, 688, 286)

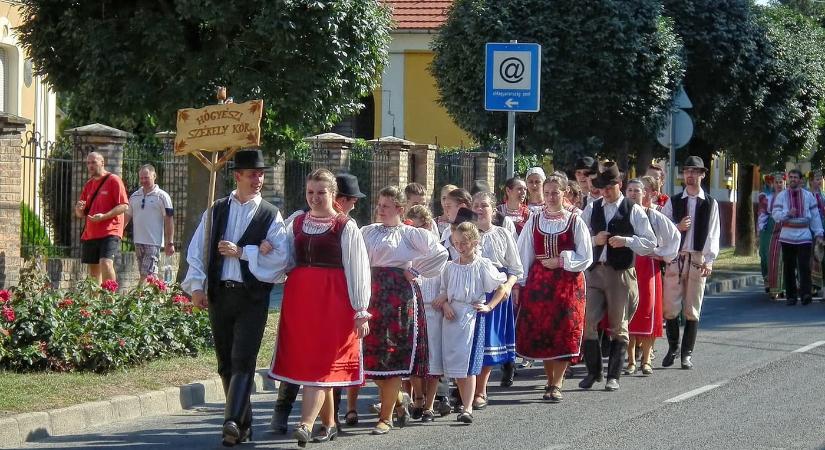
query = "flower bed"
(0, 259, 212, 373)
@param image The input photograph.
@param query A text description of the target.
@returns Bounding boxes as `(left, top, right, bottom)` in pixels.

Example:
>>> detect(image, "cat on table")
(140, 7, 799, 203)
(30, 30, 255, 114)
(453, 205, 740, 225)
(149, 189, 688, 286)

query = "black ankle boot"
(500, 361, 515, 387)
(605, 340, 627, 391)
(578, 340, 603, 389)
(270, 382, 300, 435)
(681, 320, 699, 369)
(223, 373, 254, 447)
(662, 319, 681, 367)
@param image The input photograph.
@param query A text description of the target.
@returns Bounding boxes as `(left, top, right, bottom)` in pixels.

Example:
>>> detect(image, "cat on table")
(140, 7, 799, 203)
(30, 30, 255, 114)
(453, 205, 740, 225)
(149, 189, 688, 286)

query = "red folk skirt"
(628, 255, 663, 338)
(362, 267, 429, 378)
(269, 266, 362, 386)
(515, 260, 586, 362)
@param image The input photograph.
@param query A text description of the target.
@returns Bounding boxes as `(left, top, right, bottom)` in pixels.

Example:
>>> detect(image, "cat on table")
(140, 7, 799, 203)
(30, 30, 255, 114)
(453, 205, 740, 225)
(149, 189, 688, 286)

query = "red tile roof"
(383, 0, 452, 30)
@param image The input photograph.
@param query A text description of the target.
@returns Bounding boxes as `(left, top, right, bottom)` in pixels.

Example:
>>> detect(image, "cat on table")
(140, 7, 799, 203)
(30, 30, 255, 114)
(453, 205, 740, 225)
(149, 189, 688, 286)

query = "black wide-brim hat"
(592, 162, 621, 189)
(231, 149, 270, 170)
(451, 207, 478, 225)
(336, 173, 366, 198)
(683, 155, 708, 173)
(575, 156, 596, 172)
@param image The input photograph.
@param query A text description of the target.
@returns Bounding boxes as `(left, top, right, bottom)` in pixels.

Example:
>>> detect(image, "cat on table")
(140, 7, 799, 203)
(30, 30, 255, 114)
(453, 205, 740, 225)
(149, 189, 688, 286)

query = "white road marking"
(665, 384, 723, 403)
(792, 340, 825, 353)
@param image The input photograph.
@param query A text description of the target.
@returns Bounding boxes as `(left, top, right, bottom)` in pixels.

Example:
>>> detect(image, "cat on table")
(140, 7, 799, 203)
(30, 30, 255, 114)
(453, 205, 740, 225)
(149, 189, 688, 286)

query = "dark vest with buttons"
(207, 196, 279, 298)
(293, 213, 348, 268)
(671, 191, 716, 252)
(590, 197, 636, 270)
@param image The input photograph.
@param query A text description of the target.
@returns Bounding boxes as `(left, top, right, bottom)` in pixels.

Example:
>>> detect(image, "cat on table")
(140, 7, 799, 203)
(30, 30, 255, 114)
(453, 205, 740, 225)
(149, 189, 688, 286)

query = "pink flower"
(118, 338, 126, 348)
(1, 306, 15, 322)
(146, 275, 167, 292)
(172, 294, 191, 305)
(0, 290, 10, 303)
(79, 309, 91, 318)
(101, 280, 119, 292)
(58, 298, 74, 309)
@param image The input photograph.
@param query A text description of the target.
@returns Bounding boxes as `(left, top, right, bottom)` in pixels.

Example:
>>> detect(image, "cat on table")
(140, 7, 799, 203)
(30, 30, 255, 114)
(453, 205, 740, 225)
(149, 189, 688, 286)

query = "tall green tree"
(430, 0, 684, 169)
(18, 0, 392, 154)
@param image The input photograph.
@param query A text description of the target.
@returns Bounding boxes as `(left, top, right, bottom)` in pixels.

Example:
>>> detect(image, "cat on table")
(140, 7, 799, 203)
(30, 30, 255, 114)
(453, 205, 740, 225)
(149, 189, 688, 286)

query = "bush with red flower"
(0, 257, 212, 373)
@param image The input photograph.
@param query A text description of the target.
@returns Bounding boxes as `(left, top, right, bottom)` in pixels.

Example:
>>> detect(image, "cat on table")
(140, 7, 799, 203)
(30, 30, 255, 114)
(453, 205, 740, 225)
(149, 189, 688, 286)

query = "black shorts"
(81, 236, 121, 264)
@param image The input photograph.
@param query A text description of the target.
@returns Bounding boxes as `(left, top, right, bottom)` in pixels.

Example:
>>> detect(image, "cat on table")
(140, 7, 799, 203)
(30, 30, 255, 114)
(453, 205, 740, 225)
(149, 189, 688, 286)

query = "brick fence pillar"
(304, 132, 354, 174)
(409, 143, 437, 202)
(0, 113, 29, 288)
(369, 136, 411, 198)
(472, 151, 499, 193)
(65, 124, 132, 256)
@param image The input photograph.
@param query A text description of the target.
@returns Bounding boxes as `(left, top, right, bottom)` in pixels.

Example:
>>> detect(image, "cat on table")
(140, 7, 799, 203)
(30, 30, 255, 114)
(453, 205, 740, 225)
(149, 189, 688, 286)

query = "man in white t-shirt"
(125, 164, 175, 278)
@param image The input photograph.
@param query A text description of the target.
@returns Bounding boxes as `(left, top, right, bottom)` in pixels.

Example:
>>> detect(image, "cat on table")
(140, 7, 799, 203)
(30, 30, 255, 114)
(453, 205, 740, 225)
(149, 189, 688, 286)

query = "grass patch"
(0, 311, 279, 416)
(712, 247, 760, 272)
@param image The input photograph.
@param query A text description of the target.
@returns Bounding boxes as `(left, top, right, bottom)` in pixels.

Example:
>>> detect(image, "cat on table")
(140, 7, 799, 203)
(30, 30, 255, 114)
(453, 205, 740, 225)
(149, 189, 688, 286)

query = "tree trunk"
(176, 159, 215, 282)
(635, 141, 653, 177)
(734, 164, 755, 256)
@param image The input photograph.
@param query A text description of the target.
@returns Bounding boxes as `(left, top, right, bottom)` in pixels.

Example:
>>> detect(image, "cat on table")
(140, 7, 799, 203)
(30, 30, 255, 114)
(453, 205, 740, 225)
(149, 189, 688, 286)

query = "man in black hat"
(660, 156, 721, 369)
(574, 156, 597, 210)
(182, 148, 290, 446)
(335, 172, 366, 215)
(580, 162, 655, 391)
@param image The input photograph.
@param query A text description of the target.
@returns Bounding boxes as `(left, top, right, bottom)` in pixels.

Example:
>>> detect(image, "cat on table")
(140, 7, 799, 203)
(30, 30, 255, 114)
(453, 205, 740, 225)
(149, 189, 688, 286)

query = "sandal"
(411, 396, 425, 420)
(641, 362, 653, 375)
(344, 409, 359, 426)
(394, 392, 411, 428)
(371, 419, 393, 435)
(456, 411, 474, 424)
(421, 409, 435, 422)
(293, 423, 311, 448)
(472, 393, 488, 410)
(624, 363, 637, 375)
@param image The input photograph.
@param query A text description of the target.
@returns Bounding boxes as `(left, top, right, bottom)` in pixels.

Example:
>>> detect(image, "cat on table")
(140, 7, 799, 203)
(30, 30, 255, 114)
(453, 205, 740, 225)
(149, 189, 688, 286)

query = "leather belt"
(220, 280, 244, 289)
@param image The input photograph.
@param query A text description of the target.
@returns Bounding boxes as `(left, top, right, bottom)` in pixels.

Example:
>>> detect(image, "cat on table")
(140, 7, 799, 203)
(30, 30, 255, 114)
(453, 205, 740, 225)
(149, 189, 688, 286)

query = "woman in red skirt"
(624, 177, 680, 375)
(515, 174, 593, 402)
(361, 186, 448, 435)
(268, 169, 371, 447)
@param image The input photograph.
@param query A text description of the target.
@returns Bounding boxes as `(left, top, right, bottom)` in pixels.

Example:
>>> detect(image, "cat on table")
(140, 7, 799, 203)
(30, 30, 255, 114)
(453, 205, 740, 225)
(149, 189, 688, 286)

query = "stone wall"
(0, 113, 27, 288)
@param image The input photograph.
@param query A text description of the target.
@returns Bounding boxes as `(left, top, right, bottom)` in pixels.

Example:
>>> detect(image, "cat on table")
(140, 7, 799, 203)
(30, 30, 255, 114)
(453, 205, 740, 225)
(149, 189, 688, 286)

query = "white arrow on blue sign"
(484, 42, 541, 113)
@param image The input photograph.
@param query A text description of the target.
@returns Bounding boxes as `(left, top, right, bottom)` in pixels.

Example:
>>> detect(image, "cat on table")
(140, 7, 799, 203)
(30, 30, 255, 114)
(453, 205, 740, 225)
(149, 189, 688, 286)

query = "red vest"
(293, 213, 349, 268)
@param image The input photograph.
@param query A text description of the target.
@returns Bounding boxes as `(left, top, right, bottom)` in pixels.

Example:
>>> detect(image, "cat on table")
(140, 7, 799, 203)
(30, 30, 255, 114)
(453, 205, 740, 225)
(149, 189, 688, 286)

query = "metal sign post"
(485, 41, 541, 178)
(657, 86, 694, 195)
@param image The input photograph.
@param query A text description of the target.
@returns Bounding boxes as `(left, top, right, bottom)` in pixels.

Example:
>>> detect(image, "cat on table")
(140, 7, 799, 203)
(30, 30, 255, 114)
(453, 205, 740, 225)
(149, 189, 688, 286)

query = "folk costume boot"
(221, 376, 253, 443)
(605, 340, 627, 392)
(578, 340, 603, 389)
(223, 372, 254, 447)
(681, 320, 699, 370)
(662, 319, 681, 368)
(270, 381, 300, 435)
(500, 361, 515, 387)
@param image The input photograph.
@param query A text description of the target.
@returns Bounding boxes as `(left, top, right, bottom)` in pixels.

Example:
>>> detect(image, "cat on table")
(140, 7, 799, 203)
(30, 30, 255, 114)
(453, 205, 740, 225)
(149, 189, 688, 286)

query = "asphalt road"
(17, 285, 825, 450)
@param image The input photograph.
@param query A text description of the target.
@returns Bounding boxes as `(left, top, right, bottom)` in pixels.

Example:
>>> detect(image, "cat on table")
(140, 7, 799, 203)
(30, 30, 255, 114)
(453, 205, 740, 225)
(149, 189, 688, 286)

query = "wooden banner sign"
(174, 99, 263, 155)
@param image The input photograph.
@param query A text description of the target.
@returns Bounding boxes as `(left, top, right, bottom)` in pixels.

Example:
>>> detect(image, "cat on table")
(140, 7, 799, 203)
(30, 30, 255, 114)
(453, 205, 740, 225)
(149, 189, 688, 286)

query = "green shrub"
(0, 258, 212, 373)
(20, 203, 55, 259)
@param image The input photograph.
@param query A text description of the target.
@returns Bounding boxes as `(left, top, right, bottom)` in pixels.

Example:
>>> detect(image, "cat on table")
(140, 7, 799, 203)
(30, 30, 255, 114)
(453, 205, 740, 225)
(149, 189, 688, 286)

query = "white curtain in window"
(0, 48, 6, 112)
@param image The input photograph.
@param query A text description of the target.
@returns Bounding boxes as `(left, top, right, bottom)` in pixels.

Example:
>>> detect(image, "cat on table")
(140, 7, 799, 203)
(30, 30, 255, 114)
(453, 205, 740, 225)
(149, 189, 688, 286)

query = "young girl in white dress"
(432, 221, 507, 424)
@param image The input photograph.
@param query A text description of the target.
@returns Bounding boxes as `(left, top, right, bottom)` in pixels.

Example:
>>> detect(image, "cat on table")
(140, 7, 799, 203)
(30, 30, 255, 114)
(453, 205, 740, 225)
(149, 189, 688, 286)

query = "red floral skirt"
(515, 261, 586, 362)
(269, 266, 361, 386)
(362, 267, 429, 378)
(628, 256, 663, 338)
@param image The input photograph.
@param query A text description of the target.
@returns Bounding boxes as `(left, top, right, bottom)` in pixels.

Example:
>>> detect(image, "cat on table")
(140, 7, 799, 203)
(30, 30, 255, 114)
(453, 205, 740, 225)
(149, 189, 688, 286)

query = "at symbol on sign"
(500, 57, 525, 84)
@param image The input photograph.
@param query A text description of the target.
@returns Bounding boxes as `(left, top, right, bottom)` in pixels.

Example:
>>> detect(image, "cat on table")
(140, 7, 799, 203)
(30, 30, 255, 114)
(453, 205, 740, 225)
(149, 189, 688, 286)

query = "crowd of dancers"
(183, 150, 736, 447)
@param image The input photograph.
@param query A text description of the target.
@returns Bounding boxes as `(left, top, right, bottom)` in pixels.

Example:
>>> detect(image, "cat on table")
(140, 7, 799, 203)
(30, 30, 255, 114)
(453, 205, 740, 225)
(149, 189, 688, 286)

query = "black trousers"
(208, 284, 270, 378)
(781, 242, 813, 300)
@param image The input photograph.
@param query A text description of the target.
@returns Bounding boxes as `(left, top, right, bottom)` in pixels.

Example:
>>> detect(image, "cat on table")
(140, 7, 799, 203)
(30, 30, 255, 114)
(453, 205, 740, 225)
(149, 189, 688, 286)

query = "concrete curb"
(704, 273, 763, 295)
(0, 369, 278, 448)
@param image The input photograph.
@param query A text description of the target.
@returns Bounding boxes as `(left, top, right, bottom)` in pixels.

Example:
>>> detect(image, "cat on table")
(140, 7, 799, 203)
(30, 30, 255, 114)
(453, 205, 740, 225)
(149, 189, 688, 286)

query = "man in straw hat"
(579, 162, 656, 391)
(660, 156, 721, 370)
(182, 149, 290, 446)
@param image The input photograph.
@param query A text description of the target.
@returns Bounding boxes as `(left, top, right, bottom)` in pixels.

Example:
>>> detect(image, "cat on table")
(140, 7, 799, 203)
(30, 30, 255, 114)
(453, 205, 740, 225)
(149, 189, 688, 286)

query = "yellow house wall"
(402, 52, 471, 148)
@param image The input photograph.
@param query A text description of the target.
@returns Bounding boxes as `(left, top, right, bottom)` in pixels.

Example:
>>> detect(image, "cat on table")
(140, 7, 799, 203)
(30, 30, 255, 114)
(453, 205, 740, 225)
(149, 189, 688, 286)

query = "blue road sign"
(484, 42, 541, 112)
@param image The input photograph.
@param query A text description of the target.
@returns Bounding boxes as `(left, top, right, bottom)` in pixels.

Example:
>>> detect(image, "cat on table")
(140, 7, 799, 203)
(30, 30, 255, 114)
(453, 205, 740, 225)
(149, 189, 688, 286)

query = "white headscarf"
(525, 167, 546, 181)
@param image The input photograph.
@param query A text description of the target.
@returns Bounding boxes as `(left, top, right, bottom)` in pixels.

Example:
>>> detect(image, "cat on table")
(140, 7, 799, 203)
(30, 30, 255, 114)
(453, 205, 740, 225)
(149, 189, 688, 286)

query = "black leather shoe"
(802, 295, 813, 305)
(500, 361, 515, 387)
(681, 320, 698, 370)
(421, 409, 435, 422)
(786, 297, 798, 306)
(222, 421, 242, 447)
(456, 411, 473, 424)
(605, 339, 626, 391)
(312, 425, 338, 443)
(662, 319, 680, 367)
(578, 339, 603, 389)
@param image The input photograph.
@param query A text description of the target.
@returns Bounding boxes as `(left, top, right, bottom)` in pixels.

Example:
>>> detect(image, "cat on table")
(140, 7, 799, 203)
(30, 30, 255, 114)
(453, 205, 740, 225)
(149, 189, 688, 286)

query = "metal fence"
(282, 139, 393, 226)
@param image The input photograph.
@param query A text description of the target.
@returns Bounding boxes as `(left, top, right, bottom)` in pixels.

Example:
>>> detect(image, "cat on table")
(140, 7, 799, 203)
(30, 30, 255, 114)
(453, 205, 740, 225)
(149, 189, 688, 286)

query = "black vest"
(207, 196, 279, 299)
(591, 197, 636, 270)
(671, 191, 716, 252)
